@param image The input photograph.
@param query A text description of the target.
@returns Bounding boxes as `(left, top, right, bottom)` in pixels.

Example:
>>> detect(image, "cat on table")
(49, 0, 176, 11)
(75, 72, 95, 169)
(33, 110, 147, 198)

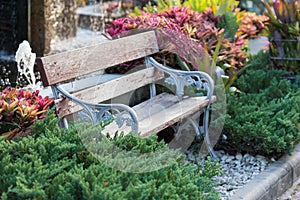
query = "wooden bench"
(37, 31, 216, 156)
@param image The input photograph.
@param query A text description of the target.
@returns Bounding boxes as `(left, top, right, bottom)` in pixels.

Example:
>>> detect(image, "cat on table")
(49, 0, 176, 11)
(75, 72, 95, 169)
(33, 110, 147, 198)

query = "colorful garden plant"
(236, 11, 269, 39)
(263, 0, 300, 74)
(108, 7, 247, 68)
(107, 5, 268, 88)
(0, 87, 54, 140)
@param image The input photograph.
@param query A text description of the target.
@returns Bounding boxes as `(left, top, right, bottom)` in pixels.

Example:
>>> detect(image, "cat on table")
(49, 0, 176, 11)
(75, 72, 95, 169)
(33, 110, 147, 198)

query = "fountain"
(0, 0, 29, 90)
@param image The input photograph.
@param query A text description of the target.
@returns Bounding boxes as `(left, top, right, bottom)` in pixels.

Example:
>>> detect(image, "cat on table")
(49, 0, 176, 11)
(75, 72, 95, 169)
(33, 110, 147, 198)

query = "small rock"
(226, 185, 234, 191)
(192, 150, 271, 200)
(221, 155, 228, 161)
(218, 178, 227, 185)
(253, 172, 260, 176)
(229, 191, 235, 196)
(243, 153, 250, 159)
(230, 179, 238, 186)
(187, 152, 195, 161)
(233, 160, 241, 167)
(236, 153, 243, 161)
(225, 157, 234, 163)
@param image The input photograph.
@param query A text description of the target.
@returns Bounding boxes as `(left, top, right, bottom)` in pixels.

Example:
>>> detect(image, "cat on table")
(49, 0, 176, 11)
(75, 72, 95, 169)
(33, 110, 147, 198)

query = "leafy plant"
(263, 0, 300, 74)
(235, 10, 269, 39)
(183, 0, 238, 16)
(221, 67, 300, 157)
(108, 4, 268, 88)
(140, 0, 239, 15)
(0, 112, 221, 199)
(142, 0, 182, 13)
(0, 87, 54, 140)
(199, 156, 224, 178)
(108, 7, 247, 72)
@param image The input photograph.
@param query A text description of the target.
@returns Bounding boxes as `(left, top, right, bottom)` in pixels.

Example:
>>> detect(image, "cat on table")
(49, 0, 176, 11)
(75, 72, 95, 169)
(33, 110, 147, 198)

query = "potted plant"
(263, 0, 300, 78)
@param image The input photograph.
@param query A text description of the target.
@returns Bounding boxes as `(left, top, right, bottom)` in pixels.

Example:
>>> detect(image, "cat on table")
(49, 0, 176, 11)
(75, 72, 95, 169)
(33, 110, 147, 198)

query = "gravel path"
(185, 150, 270, 200)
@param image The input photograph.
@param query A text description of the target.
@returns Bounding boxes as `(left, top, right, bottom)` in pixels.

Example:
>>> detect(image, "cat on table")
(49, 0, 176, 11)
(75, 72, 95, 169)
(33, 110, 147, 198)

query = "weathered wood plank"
(102, 93, 216, 137)
(102, 92, 179, 137)
(132, 92, 180, 121)
(57, 67, 164, 117)
(136, 94, 216, 137)
(37, 31, 159, 86)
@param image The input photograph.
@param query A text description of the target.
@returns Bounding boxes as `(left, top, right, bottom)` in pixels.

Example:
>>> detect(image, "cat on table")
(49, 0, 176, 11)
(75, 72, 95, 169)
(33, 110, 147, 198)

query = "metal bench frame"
(38, 31, 216, 157)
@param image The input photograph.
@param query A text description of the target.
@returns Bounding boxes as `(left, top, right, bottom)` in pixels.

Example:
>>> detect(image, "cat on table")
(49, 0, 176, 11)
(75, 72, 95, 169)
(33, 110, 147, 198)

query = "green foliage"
(199, 157, 224, 178)
(140, 0, 239, 15)
(110, 132, 167, 153)
(183, 0, 238, 16)
(0, 112, 221, 199)
(219, 11, 239, 41)
(263, 0, 300, 74)
(156, 0, 182, 11)
(222, 68, 300, 157)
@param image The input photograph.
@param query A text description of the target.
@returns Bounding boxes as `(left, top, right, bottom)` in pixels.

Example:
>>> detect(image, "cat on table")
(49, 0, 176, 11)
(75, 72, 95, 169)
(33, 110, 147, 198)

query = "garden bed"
(2, 1, 300, 198)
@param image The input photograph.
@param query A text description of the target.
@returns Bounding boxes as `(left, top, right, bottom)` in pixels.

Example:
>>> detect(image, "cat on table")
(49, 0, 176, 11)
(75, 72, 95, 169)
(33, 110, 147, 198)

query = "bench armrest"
(54, 85, 139, 132)
(145, 57, 214, 100)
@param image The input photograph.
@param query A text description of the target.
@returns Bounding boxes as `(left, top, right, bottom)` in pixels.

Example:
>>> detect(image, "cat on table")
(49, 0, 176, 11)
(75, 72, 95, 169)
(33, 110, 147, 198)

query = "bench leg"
(171, 110, 218, 159)
(59, 117, 69, 129)
(202, 108, 218, 159)
(189, 112, 217, 159)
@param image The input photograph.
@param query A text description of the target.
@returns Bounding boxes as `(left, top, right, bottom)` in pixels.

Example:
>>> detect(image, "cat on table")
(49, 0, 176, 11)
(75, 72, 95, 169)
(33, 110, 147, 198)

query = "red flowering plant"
(107, 6, 268, 88)
(108, 7, 240, 67)
(0, 87, 54, 140)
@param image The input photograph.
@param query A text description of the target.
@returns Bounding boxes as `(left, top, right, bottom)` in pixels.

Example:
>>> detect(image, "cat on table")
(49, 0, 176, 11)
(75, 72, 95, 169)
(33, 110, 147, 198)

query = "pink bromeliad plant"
(107, 6, 268, 88)
(108, 7, 246, 67)
(0, 87, 54, 140)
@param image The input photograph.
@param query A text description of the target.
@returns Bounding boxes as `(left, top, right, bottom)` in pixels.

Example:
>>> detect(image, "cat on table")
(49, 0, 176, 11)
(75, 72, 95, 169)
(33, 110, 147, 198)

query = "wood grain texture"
(136, 94, 215, 137)
(103, 93, 216, 137)
(37, 31, 159, 86)
(57, 67, 164, 117)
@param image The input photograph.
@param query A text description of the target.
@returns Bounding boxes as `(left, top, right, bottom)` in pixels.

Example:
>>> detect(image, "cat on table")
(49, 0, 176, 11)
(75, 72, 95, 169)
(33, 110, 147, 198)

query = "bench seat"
(104, 92, 216, 138)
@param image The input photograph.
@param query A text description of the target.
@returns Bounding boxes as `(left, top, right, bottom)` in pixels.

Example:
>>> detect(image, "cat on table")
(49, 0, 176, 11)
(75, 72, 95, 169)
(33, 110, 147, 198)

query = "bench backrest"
(37, 31, 164, 117)
(37, 31, 160, 86)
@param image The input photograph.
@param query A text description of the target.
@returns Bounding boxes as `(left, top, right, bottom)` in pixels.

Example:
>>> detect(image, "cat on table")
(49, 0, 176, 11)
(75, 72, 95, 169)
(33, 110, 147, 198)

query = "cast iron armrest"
(53, 85, 139, 132)
(145, 57, 214, 100)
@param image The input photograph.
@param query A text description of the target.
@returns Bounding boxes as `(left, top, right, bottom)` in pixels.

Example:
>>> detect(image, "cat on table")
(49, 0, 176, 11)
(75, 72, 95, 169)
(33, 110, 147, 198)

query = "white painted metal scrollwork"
(53, 85, 139, 133)
(145, 57, 214, 100)
(146, 56, 216, 158)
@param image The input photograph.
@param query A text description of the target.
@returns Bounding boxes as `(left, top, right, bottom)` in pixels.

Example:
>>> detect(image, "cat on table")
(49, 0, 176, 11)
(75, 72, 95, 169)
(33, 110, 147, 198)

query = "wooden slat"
(132, 92, 180, 121)
(37, 31, 159, 86)
(57, 67, 164, 117)
(137, 94, 216, 137)
(102, 93, 216, 137)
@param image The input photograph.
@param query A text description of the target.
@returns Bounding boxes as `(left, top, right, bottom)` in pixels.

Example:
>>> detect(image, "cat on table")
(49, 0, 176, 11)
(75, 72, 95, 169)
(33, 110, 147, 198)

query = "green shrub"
(222, 67, 300, 157)
(0, 112, 221, 200)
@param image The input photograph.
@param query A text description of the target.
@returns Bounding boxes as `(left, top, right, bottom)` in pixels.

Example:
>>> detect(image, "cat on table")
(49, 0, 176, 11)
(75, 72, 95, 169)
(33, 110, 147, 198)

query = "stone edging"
(231, 144, 300, 200)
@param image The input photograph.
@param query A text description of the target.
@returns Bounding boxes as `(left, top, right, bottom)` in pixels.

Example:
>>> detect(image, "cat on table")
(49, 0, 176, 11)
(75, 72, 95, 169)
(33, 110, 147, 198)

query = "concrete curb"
(231, 144, 300, 200)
